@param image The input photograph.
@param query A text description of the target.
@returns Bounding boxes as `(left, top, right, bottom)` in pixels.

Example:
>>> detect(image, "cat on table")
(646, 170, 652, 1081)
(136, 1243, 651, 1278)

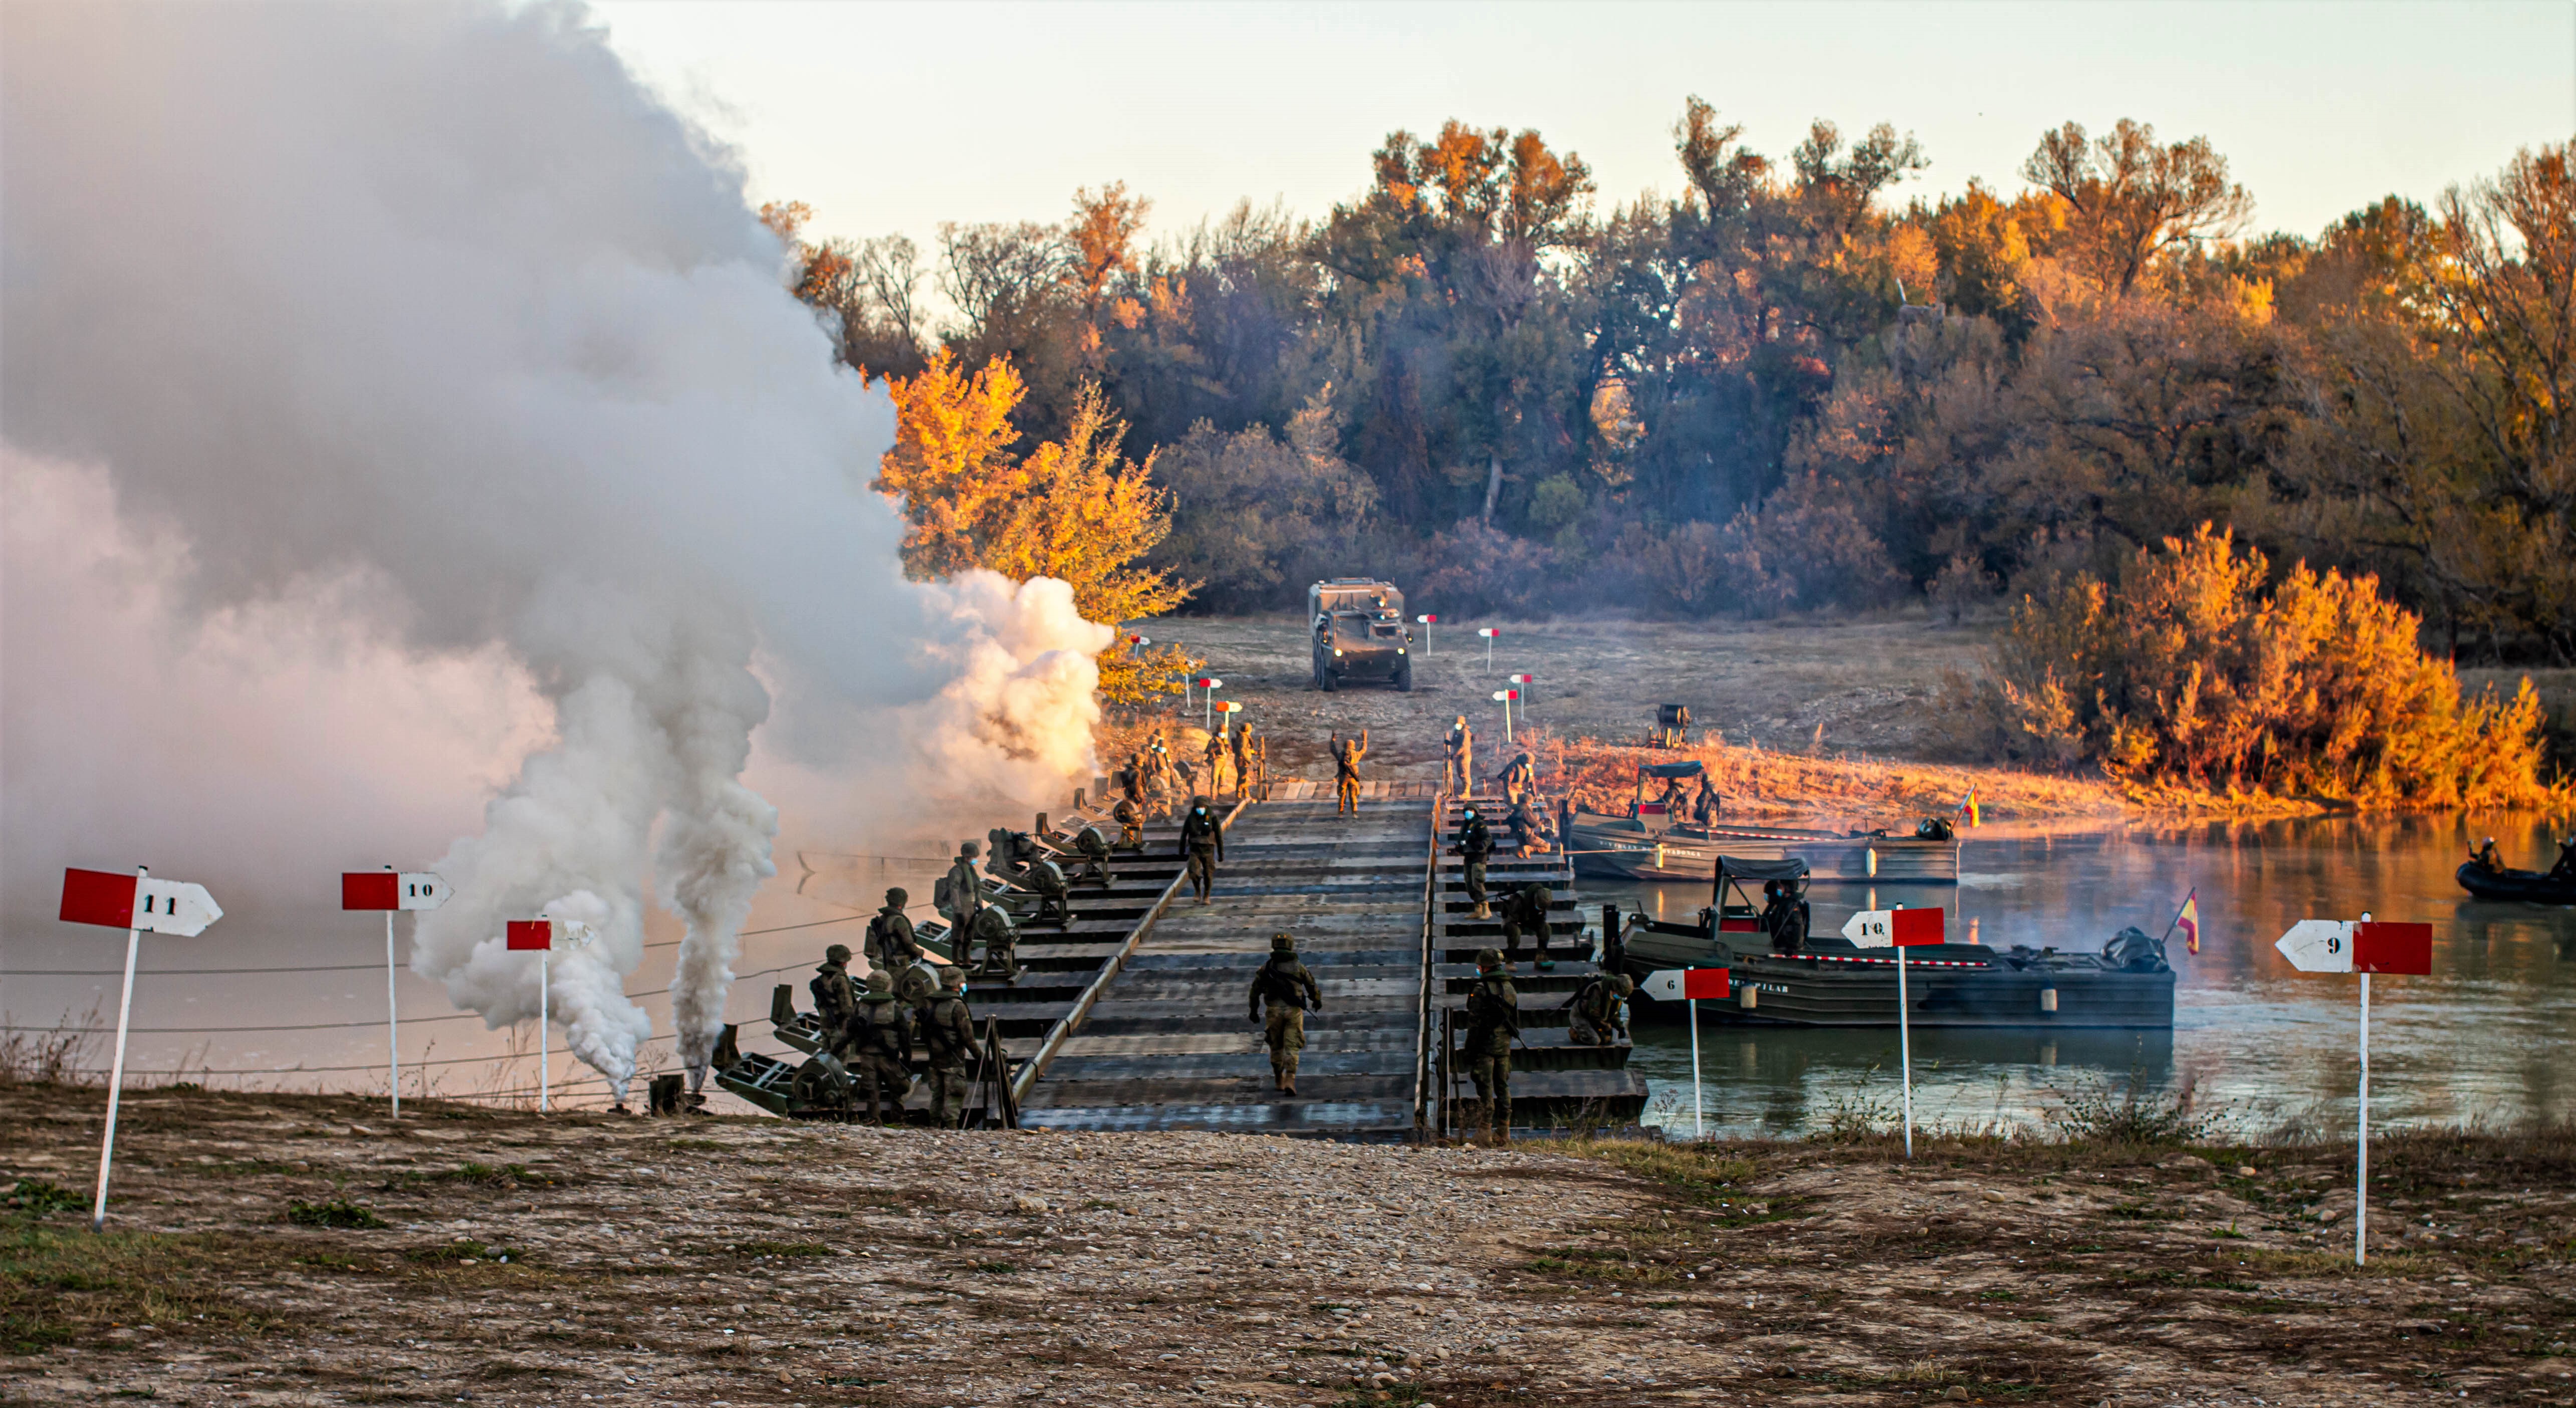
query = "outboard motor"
(1916, 816, 1956, 841)
(2101, 925, 2170, 973)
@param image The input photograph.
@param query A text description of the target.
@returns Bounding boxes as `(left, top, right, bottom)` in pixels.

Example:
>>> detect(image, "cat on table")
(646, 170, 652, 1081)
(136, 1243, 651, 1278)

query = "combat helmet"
(1270, 932, 1297, 954)
(940, 965, 968, 991)
(960, 839, 980, 858)
(883, 886, 907, 907)
(864, 970, 894, 995)
(1611, 974, 1635, 996)
(1475, 949, 1505, 973)
(824, 943, 852, 964)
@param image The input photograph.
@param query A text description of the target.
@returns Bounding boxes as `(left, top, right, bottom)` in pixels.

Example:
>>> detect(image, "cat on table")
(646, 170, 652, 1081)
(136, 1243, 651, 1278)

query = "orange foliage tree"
(1965, 525, 2556, 808)
(874, 350, 1195, 701)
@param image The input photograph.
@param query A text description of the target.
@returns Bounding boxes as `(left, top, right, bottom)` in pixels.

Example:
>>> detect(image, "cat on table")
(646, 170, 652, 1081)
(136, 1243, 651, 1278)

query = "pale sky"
(600, 0, 2576, 279)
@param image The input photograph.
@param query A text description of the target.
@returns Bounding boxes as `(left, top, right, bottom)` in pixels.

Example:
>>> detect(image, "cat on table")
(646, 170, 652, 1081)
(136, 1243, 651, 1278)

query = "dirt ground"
(7, 1085, 2571, 1407)
(1114, 613, 1991, 785)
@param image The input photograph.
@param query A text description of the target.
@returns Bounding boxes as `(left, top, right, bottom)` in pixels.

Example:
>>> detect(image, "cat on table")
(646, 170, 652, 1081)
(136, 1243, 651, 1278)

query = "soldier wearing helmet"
(850, 969, 914, 1123)
(1247, 933, 1325, 1095)
(920, 965, 978, 1128)
(1567, 971, 1633, 1046)
(1462, 949, 1519, 1143)
(811, 944, 857, 1035)
(866, 888, 922, 971)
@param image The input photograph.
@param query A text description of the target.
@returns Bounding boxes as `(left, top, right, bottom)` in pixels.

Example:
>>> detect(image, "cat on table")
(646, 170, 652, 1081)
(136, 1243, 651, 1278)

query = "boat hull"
(1617, 925, 2173, 1030)
(2456, 862, 2576, 904)
(1569, 814, 1959, 884)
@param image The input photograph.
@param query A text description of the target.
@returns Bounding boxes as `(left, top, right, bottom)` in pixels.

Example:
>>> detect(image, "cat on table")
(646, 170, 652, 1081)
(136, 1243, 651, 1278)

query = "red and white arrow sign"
(1642, 967, 1730, 1001)
(1215, 701, 1243, 714)
(1194, 677, 1222, 689)
(2275, 919, 2432, 975)
(1477, 627, 1499, 638)
(342, 872, 449, 911)
(60, 868, 223, 937)
(1491, 688, 1519, 701)
(1416, 614, 1436, 624)
(1842, 907, 1944, 948)
(1509, 673, 1536, 684)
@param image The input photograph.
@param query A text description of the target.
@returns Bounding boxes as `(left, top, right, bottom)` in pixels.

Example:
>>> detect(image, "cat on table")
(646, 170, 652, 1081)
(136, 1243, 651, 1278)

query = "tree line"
(765, 105, 2572, 667)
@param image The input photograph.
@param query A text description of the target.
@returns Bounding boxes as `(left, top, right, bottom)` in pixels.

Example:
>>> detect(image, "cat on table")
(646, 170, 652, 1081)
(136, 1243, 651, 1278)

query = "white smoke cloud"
(1, 2, 1109, 1098)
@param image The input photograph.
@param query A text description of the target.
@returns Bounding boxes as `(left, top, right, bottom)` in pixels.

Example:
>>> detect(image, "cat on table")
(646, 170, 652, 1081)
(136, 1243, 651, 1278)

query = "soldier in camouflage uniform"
(1112, 795, 1145, 851)
(1463, 950, 1519, 1143)
(1229, 724, 1255, 800)
(1443, 717, 1474, 796)
(849, 970, 915, 1123)
(1202, 730, 1232, 798)
(1455, 806, 1495, 919)
(1247, 932, 1325, 1095)
(811, 944, 858, 1035)
(1501, 882, 1557, 971)
(1331, 730, 1368, 817)
(1178, 795, 1224, 905)
(865, 889, 922, 973)
(1495, 752, 1535, 808)
(1567, 972, 1632, 1045)
(938, 841, 983, 946)
(919, 966, 978, 1129)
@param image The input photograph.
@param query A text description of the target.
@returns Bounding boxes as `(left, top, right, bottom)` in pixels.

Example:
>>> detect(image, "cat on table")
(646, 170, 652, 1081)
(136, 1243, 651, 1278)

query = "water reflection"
(1583, 813, 2574, 1139)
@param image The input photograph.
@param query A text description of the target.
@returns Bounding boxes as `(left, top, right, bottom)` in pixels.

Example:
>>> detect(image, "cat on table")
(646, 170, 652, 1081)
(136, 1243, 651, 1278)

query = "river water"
(1582, 813, 2576, 1141)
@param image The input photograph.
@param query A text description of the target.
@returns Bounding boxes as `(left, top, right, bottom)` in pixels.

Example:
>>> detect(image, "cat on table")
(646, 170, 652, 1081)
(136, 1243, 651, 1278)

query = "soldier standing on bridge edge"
(1464, 949, 1519, 1144)
(1444, 717, 1474, 796)
(1248, 932, 1324, 1095)
(1179, 794, 1225, 904)
(849, 970, 914, 1123)
(812, 945, 858, 1034)
(1331, 729, 1368, 817)
(938, 842, 982, 940)
(866, 888, 922, 973)
(919, 966, 977, 1128)
(1456, 805, 1495, 919)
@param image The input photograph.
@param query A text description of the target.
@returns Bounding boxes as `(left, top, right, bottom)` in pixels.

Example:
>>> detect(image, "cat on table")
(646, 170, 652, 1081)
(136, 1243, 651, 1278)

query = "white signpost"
(2273, 913, 2433, 1265)
(59, 866, 223, 1231)
(1196, 676, 1224, 734)
(342, 869, 448, 1117)
(1416, 614, 1436, 656)
(1477, 626, 1499, 671)
(507, 916, 594, 1112)
(1508, 674, 1536, 724)
(1642, 967, 1730, 1138)
(1842, 905, 1944, 1157)
(1490, 687, 1519, 743)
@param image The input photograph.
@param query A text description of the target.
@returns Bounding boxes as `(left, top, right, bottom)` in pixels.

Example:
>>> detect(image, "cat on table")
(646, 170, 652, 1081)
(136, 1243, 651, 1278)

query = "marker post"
(1490, 688, 1519, 743)
(1416, 614, 1436, 656)
(58, 865, 223, 1231)
(2272, 911, 2431, 1266)
(1843, 905, 1944, 1158)
(1198, 677, 1223, 735)
(342, 870, 447, 1117)
(1478, 627, 1498, 672)
(1509, 674, 1536, 725)
(1641, 968, 1729, 1142)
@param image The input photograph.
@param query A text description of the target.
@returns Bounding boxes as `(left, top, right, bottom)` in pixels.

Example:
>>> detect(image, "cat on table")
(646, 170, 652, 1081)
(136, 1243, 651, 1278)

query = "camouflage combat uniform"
(919, 970, 978, 1129)
(1463, 952, 1519, 1142)
(1178, 798, 1224, 904)
(865, 890, 922, 972)
(1247, 933, 1324, 1094)
(1501, 883, 1555, 969)
(1457, 809, 1494, 918)
(1443, 720, 1473, 796)
(1568, 973, 1632, 1045)
(1332, 731, 1368, 817)
(811, 947, 858, 1036)
(938, 843, 984, 946)
(848, 971, 915, 1123)
(1496, 752, 1534, 808)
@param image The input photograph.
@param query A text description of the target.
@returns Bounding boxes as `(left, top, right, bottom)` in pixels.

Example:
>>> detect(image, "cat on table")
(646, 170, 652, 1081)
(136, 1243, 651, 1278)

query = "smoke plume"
(1, 2, 1110, 1097)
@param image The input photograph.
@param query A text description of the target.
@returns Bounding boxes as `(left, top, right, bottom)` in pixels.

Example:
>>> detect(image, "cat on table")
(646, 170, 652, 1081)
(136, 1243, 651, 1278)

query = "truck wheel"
(1395, 660, 1414, 692)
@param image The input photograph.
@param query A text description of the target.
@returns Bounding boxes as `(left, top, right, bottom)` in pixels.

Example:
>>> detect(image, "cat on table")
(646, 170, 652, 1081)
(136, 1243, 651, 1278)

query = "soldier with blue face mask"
(1179, 795, 1224, 905)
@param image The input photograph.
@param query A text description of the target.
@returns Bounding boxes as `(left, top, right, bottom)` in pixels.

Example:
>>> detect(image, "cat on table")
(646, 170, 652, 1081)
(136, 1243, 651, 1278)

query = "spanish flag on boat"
(2175, 889, 2202, 956)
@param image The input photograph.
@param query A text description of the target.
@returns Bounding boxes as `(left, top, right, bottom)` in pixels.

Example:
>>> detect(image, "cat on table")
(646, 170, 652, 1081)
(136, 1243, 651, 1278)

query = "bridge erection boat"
(1611, 856, 2175, 1030)
(1565, 761, 1961, 884)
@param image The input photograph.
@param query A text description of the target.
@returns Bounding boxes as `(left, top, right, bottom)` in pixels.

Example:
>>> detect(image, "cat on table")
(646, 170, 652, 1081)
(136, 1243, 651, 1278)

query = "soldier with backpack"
(918, 967, 978, 1129)
(1463, 950, 1519, 1143)
(864, 889, 922, 972)
(1247, 933, 1325, 1095)
(847, 970, 914, 1123)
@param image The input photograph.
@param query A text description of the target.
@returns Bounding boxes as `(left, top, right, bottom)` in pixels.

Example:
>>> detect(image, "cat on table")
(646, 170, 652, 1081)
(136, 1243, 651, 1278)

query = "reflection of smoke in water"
(1, 3, 1110, 1099)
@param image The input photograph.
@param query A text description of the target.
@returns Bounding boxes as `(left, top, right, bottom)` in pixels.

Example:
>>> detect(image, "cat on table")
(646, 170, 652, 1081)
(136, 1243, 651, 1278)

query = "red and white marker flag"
(60, 867, 223, 936)
(2274, 913, 2434, 1266)
(506, 918, 559, 950)
(341, 871, 449, 911)
(1645, 967, 1730, 1139)
(1842, 905, 1944, 1155)
(60, 865, 224, 1232)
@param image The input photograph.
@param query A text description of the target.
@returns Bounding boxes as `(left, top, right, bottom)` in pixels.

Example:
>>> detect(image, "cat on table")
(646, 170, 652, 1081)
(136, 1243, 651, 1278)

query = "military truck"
(1308, 578, 1413, 691)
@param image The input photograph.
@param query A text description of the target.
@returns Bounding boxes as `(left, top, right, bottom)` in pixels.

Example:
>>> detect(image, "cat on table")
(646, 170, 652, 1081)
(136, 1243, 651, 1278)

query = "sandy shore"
(6, 1086, 2570, 1406)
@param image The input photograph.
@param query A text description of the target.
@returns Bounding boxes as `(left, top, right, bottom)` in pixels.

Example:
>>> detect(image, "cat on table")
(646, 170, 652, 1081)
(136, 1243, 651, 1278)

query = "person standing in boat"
(1761, 880, 1806, 954)
(2472, 836, 2503, 872)
(1690, 776, 1724, 827)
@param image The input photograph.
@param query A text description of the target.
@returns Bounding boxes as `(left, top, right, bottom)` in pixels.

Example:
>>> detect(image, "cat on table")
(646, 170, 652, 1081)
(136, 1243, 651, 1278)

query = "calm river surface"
(1582, 813, 2576, 1141)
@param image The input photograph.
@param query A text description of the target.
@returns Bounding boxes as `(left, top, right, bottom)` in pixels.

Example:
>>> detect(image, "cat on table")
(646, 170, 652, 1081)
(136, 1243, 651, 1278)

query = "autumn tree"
(2021, 119, 2252, 298)
(875, 351, 1194, 700)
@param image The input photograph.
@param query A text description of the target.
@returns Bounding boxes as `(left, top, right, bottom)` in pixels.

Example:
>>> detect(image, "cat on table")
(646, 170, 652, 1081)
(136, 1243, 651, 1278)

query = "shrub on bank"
(1952, 524, 2559, 809)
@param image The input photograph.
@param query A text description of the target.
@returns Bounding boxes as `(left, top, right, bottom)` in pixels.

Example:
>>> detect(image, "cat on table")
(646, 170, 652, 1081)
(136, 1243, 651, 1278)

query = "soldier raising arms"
(1331, 730, 1369, 818)
(1248, 932, 1325, 1096)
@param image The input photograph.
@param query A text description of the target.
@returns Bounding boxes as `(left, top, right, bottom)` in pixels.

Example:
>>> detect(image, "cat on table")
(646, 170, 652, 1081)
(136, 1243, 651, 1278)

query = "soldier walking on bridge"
(1456, 805, 1495, 919)
(849, 970, 914, 1123)
(1229, 723, 1255, 801)
(1463, 950, 1519, 1144)
(1179, 795, 1225, 904)
(1248, 932, 1325, 1096)
(1331, 729, 1369, 817)
(1444, 717, 1474, 796)
(1203, 728, 1232, 798)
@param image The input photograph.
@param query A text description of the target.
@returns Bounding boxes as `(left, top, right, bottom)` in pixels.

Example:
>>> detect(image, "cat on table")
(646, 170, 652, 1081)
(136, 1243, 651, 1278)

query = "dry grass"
(1546, 733, 2124, 824)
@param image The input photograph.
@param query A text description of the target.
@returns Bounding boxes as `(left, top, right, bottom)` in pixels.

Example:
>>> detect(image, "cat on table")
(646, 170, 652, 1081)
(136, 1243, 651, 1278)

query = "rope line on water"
(0, 911, 869, 979)
(39, 1014, 780, 1080)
